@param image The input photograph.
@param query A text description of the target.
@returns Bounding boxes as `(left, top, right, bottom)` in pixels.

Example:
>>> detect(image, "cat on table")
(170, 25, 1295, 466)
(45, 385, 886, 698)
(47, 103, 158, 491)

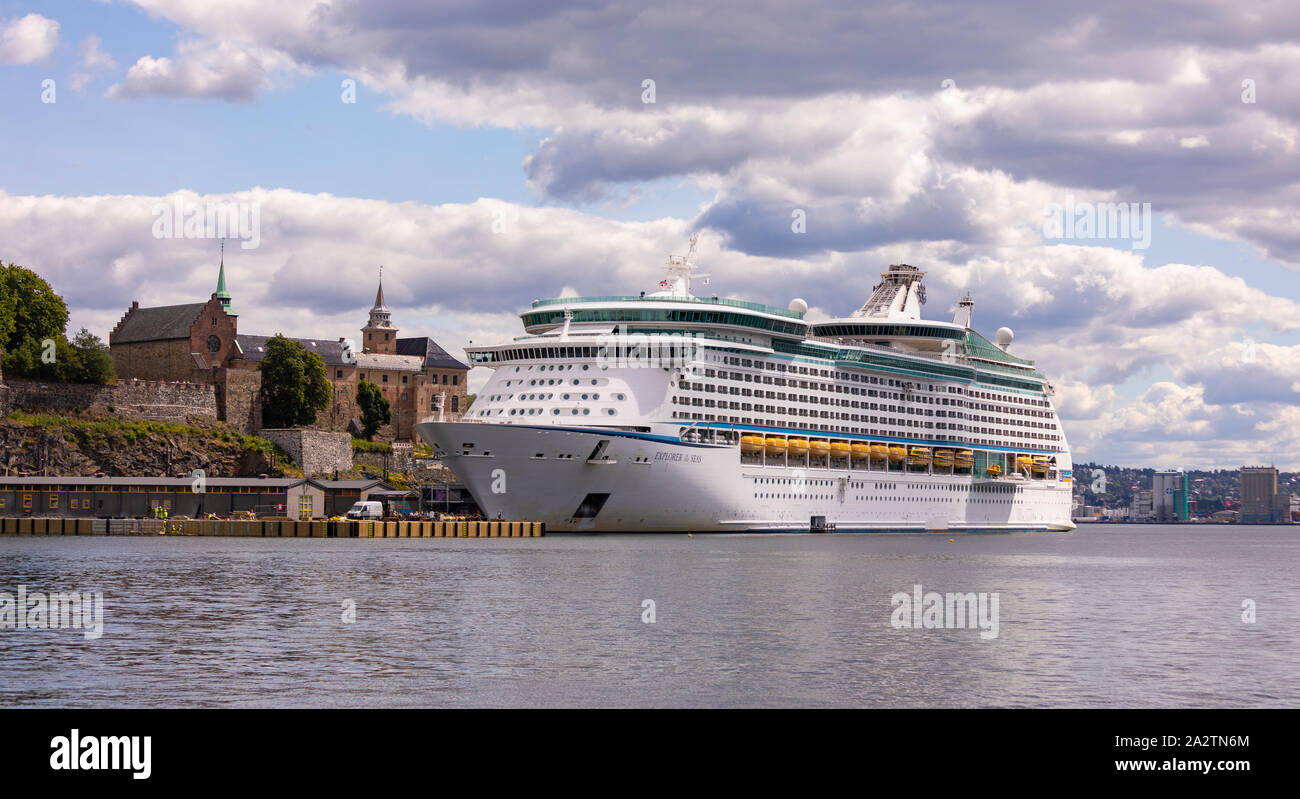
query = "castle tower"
(215, 243, 234, 316)
(361, 275, 397, 354)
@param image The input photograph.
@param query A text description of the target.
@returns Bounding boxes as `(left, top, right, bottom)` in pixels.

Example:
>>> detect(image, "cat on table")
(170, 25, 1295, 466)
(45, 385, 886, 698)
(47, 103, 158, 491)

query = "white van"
(345, 501, 384, 520)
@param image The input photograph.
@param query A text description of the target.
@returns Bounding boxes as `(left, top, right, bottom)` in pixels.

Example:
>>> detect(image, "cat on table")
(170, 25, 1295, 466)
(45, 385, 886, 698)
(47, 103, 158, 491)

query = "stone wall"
(258, 428, 353, 477)
(213, 366, 262, 434)
(3, 378, 219, 422)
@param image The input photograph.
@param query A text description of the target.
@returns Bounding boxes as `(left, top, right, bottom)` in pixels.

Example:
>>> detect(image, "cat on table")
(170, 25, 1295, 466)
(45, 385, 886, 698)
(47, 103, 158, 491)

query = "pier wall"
(0, 517, 544, 537)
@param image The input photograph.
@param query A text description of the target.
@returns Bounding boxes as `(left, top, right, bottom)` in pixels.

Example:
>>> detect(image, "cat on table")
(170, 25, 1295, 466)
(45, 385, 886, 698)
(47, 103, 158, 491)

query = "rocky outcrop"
(0, 417, 280, 477)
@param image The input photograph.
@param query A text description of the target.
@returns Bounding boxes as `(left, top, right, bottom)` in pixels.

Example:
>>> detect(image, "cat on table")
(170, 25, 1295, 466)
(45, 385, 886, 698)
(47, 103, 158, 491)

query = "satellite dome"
(995, 327, 1014, 350)
(788, 298, 809, 315)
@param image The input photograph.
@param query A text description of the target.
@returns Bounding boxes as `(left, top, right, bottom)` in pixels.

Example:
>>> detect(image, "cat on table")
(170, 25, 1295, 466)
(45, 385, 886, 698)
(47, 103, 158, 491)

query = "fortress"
(107, 258, 469, 441)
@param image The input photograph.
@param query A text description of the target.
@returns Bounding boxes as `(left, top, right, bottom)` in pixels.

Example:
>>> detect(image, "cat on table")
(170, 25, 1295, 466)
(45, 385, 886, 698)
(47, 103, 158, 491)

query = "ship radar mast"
(952, 293, 975, 329)
(654, 234, 710, 297)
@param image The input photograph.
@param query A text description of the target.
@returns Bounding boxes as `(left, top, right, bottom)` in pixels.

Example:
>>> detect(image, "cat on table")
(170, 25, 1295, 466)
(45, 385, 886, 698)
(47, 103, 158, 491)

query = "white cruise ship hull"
(417, 421, 1076, 533)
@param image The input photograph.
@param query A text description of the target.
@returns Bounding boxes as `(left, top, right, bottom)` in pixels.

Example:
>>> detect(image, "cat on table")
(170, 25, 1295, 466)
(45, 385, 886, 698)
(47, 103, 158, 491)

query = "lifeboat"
(809, 440, 831, 457)
(787, 438, 810, 455)
(850, 443, 871, 460)
(888, 445, 907, 463)
(1015, 454, 1034, 472)
(740, 435, 765, 454)
(830, 441, 852, 458)
(870, 443, 889, 460)
(909, 446, 932, 465)
(954, 449, 975, 468)
(985, 463, 1002, 476)
(1031, 456, 1049, 474)
(764, 436, 788, 455)
(933, 449, 955, 467)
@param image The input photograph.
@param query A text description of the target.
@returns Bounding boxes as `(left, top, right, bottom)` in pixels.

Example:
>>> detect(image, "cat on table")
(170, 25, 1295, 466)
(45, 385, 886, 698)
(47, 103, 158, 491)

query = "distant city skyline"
(3, 1, 1300, 470)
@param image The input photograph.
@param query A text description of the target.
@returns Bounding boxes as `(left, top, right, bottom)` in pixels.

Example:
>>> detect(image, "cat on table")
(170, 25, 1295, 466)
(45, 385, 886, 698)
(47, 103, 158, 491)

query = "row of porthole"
(529, 378, 604, 387)
(490, 391, 628, 402)
(515, 364, 592, 372)
(507, 407, 620, 416)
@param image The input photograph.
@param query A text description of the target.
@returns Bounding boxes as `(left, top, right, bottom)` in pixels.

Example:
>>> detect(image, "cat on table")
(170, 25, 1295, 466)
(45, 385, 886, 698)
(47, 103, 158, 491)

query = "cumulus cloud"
(108, 38, 304, 101)
(0, 13, 59, 64)
(100, 2, 1300, 266)
(70, 35, 117, 93)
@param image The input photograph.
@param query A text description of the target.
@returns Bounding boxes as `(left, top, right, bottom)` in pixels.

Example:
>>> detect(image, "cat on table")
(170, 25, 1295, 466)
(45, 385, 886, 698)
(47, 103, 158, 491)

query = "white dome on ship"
(788, 298, 808, 314)
(995, 327, 1014, 350)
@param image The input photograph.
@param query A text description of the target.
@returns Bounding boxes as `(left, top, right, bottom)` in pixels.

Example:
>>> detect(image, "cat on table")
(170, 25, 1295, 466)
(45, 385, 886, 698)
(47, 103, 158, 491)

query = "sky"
(1, 0, 1299, 469)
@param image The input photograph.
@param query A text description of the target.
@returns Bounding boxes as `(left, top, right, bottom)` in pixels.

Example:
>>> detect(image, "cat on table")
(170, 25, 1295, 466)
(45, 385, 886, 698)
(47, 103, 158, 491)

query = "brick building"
(108, 260, 469, 441)
(109, 260, 239, 382)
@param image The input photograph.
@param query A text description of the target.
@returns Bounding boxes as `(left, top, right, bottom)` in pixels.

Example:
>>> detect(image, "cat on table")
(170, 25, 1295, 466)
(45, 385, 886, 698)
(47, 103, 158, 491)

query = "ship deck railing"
(530, 295, 805, 319)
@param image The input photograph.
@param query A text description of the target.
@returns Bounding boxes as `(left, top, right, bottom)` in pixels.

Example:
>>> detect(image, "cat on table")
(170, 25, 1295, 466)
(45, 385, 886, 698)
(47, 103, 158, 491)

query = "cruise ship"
(415, 243, 1074, 533)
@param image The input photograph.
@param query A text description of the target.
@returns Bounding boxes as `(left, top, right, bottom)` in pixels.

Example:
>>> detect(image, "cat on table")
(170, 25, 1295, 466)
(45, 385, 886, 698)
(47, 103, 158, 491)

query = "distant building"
(108, 261, 238, 382)
(1153, 470, 1189, 522)
(0, 476, 390, 520)
(1240, 466, 1290, 524)
(1134, 489, 1155, 521)
(108, 259, 469, 441)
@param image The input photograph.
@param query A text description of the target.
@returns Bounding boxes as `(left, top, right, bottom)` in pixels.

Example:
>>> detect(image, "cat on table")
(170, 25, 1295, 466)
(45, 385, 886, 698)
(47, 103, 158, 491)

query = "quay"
(0, 517, 544, 538)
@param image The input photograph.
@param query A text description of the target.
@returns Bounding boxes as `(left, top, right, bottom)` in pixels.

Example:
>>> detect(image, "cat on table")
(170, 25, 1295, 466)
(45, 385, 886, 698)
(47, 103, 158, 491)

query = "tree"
(259, 334, 331, 428)
(2, 336, 82, 382)
(0, 262, 72, 379)
(356, 379, 391, 439)
(70, 328, 116, 384)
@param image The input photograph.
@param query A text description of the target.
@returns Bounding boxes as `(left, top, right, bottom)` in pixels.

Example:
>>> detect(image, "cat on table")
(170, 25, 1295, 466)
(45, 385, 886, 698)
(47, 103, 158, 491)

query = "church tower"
(215, 242, 234, 315)
(361, 274, 397, 354)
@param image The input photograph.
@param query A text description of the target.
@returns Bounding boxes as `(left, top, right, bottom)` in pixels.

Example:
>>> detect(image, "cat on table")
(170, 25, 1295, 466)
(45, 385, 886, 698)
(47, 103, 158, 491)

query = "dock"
(0, 518, 544, 538)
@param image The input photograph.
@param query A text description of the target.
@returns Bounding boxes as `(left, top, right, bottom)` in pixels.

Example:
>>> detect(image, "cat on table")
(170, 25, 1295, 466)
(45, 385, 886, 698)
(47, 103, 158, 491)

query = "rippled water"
(1, 525, 1296, 707)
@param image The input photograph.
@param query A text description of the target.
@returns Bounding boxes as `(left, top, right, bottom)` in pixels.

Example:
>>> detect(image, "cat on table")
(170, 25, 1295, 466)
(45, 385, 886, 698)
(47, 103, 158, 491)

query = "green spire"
(215, 241, 234, 315)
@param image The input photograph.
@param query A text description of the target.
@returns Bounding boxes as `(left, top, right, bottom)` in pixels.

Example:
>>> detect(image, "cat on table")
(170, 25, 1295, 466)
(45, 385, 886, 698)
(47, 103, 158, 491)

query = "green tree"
(2, 336, 82, 382)
(70, 327, 116, 384)
(259, 334, 331, 428)
(356, 379, 391, 439)
(0, 262, 71, 378)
